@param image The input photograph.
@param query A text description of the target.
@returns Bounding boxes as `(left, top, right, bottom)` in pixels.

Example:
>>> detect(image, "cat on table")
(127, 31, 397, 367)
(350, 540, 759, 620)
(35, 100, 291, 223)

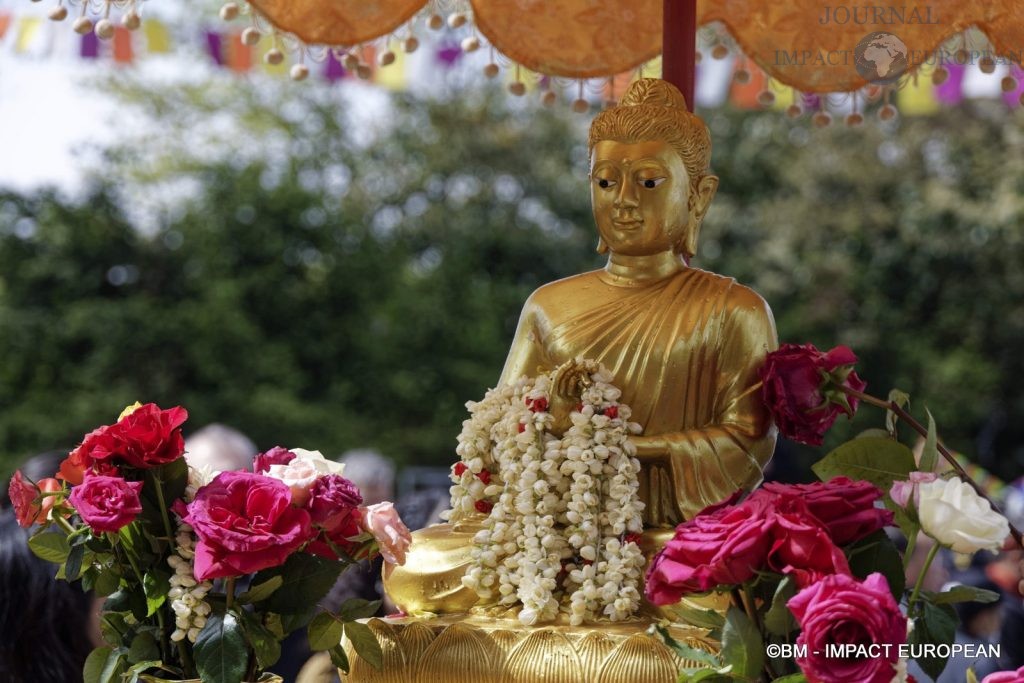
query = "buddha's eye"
(596, 178, 617, 189)
(639, 177, 666, 189)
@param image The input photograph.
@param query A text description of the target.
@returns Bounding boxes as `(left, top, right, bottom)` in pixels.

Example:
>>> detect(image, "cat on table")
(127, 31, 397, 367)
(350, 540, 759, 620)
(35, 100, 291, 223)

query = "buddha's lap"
(382, 520, 730, 619)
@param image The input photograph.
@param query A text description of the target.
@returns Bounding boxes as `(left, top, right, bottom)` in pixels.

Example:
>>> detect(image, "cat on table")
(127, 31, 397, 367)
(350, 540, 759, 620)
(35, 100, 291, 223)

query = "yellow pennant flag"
(374, 41, 406, 90)
(258, 34, 287, 77)
(14, 17, 41, 53)
(898, 74, 939, 115)
(143, 19, 170, 54)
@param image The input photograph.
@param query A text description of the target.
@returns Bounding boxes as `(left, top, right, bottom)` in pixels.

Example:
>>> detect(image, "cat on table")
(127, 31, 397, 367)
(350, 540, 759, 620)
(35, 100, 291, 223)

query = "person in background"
(183, 423, 257, 473)
(0, 509, 102, 682)
(936, 571, 1003, 682)
(339, 449, 396, 505)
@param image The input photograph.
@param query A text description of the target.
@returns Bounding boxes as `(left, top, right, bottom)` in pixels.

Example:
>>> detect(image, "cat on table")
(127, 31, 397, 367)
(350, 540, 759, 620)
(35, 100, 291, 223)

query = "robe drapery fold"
(500, 267, 778, 526)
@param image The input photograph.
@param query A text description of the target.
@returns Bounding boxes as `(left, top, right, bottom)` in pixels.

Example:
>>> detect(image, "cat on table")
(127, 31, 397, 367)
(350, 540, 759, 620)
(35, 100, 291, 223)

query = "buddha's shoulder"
(523, 270, 605, 308)
(685, 268, 771, 312)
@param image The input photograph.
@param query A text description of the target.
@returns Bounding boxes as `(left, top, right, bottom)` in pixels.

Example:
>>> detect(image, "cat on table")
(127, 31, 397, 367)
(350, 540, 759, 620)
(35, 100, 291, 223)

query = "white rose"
(917, 477, 1010, 553)
(290, 448, 345, 477)
(266, 458, 319, 506)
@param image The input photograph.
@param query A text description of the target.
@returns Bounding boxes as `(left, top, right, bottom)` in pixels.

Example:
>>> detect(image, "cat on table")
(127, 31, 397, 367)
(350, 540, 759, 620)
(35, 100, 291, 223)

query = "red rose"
(8, 471, 62, 528)
(764, 496, 853, 587)
(68, 475, 143, 533)
(253, 446, 296, 474)
(306, 474, 362, 531)
(788, 573, 906, 683)
(645, 494, 775, 605)
(762, 477, 893, 546)
(759, 344, 866, 446)
(453, 462, 468, 477)
(178, 471, 312, 580)
(306, 515, 365, 561)
(59, 404, 188, 483)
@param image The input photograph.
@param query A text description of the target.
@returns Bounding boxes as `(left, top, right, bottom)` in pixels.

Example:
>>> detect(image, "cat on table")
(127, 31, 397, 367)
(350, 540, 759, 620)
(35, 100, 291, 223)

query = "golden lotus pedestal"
(339, 613, 717, 683)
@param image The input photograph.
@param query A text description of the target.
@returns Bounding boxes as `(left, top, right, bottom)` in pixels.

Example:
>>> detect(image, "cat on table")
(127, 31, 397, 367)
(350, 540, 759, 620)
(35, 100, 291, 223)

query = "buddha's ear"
(681, 174, 719, 259)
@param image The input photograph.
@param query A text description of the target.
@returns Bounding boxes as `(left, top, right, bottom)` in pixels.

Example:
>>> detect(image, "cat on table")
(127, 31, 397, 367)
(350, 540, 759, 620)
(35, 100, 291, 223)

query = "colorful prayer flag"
(143, 19, 170, 54)
(897, 73, 939, 115)
(14, 17, 42, 54)
(113, 26, 133, 64)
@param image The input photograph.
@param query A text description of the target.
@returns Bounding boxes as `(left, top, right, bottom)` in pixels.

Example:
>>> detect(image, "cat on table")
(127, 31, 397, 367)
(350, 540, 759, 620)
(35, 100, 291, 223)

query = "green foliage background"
(1, 77, 1022, 484)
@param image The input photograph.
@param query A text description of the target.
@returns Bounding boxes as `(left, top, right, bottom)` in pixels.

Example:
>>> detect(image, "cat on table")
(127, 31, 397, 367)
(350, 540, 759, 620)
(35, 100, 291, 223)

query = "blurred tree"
(0, 76, 1022, 485)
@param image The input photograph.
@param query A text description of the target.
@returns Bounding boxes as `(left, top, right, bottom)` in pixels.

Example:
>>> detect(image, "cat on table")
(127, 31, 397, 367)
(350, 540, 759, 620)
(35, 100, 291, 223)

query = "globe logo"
(854, 32, 909, 84)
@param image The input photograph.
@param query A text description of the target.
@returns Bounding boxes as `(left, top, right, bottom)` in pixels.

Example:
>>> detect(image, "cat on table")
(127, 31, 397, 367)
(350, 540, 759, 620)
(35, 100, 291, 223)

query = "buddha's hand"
(548, 359, 593, 436)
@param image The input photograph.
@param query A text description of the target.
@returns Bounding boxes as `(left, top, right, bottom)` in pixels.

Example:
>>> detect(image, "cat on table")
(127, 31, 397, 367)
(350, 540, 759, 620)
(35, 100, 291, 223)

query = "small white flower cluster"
(167, 521, 213, 643)
(453, 360, 645, 627)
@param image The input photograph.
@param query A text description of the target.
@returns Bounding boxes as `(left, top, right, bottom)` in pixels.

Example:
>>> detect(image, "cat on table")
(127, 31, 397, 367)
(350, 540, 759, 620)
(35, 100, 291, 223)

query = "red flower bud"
(603, 405, 619, 419)
(477, 470, 491, 484)
(530, 397, 549, 413)
(622, 532, 642, 546)
(574, 402, 584, 412)
(474, 500, 493, 514)
(517, 422, 526, 433)
(453, 462, 468, 477)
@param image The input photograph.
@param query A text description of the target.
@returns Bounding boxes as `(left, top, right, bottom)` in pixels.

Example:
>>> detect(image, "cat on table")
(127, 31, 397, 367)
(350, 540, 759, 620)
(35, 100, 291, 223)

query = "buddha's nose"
(614, 181, 639, 208)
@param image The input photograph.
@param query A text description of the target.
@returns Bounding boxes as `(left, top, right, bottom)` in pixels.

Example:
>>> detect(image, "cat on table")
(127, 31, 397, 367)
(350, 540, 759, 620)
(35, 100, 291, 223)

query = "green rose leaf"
(910, 601, 957, 680)
(65, 543, 85, 581)
(920, 409, 939, 473)
(83, 646, 127, 683)
(28, 530, 71, 564)
(127, 632, 161, 664)
(772, 674, 808, 683)
(308, 612, 346, 651)
(845, 530, 906, 599)
(336, 598, 382, 622)
(667, 604, 726, 631)
(94, 567, 122, 597)
(812, 437, 916, 491)
(679, 669, 735, 683)
(654, 624, 722, 669)
(720, 606, 764, 681)
(252, 553, 344, 615)
(926, 585, 1001, 605)
(239, 611, 283, 670)
(329, 644, 350, 674)
(142, 569, 170, 616)
(345, 621, 383, 671)
(195, 612, 249, 683)
(237, 576, 284, 605)
(763, 577, 797, 636)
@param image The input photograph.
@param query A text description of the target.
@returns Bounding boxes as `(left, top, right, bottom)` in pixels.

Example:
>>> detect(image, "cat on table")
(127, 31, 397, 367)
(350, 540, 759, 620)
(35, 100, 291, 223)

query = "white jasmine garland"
(167, 519, 213, 644)
(449, 360, 645, 626)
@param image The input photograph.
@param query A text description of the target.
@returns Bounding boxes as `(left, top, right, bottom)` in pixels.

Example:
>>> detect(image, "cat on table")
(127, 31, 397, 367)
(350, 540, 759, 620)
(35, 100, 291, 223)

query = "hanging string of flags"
(1, 8, 1021, 115)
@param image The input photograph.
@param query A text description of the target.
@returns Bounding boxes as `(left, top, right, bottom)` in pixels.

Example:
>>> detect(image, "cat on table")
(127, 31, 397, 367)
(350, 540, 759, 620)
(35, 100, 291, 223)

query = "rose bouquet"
(648, 344, 1019, 683)
(6, 402, 411, 683)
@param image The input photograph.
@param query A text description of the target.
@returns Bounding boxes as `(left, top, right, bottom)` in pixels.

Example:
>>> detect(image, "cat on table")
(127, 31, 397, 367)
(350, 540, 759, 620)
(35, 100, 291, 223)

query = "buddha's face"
(590, 139, 716, 258)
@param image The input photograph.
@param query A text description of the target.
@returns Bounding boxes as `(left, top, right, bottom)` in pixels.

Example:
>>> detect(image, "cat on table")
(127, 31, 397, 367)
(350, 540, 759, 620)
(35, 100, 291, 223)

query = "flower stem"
(902, 530, 917, 572)
(908, 541, 939, 610)
(225, 577, 236, 612)
(151, 470, 176, 542)
(53, 514, 76, 536)
(841, 386, 1024, 549)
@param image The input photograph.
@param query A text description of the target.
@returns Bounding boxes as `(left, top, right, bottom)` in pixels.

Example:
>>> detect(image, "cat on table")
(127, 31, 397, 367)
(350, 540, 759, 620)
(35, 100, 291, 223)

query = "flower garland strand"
(448, 360, 645, 626)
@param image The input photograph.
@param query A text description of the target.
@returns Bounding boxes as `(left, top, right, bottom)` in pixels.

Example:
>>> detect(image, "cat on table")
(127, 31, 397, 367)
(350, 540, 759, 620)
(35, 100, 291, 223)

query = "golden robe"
(384, 267, 778, 613)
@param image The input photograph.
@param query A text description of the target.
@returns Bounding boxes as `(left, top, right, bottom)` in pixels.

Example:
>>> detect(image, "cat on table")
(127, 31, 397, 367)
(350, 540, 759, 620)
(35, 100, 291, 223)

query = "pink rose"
(307, 475, 362, 531)
(8, 471, 62, 528)
(68, 475, 143, 533)
(889, 471, 938, 508)
(253, 446, 296, 474)
(265, 458, 319, 507)
(759, 344, 866, 446)
(645, 494, 775, 605)
(788, 572, 906, 683)
(178, 471, 312, 580)
(982, 666, 1024, 683)
(765, 496, 853, 587)
(361, 502, 412, 566)
(761, 477, 893, 546)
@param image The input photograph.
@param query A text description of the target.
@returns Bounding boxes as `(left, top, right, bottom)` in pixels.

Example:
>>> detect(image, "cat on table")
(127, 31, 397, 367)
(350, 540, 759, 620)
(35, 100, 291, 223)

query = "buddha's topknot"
(588, 79, 711, 188)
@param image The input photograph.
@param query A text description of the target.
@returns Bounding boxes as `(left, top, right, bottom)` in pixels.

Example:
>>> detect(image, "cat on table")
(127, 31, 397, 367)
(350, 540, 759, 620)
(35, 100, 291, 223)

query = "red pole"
(662, 0, 697, 112)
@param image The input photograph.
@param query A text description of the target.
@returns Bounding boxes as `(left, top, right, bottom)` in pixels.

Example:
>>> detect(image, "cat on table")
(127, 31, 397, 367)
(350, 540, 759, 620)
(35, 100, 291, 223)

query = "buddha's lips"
(613, 218, 643, 229)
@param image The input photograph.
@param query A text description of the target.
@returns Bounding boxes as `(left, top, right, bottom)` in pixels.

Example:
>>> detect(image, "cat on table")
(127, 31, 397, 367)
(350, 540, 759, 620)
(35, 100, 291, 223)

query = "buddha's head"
(588, 78, 718, 261)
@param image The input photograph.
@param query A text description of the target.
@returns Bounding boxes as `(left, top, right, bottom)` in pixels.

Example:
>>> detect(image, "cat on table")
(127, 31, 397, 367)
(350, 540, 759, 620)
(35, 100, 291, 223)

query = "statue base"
(339, 613, 717, 683)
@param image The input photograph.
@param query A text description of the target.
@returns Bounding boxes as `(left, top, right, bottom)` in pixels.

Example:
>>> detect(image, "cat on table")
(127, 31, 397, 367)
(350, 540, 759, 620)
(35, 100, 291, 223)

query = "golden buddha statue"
(344, 79, 777, 683)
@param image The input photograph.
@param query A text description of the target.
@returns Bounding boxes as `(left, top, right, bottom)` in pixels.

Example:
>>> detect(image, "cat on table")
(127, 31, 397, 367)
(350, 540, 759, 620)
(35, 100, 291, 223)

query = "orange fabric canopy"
(248, 0, 1024, 92)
